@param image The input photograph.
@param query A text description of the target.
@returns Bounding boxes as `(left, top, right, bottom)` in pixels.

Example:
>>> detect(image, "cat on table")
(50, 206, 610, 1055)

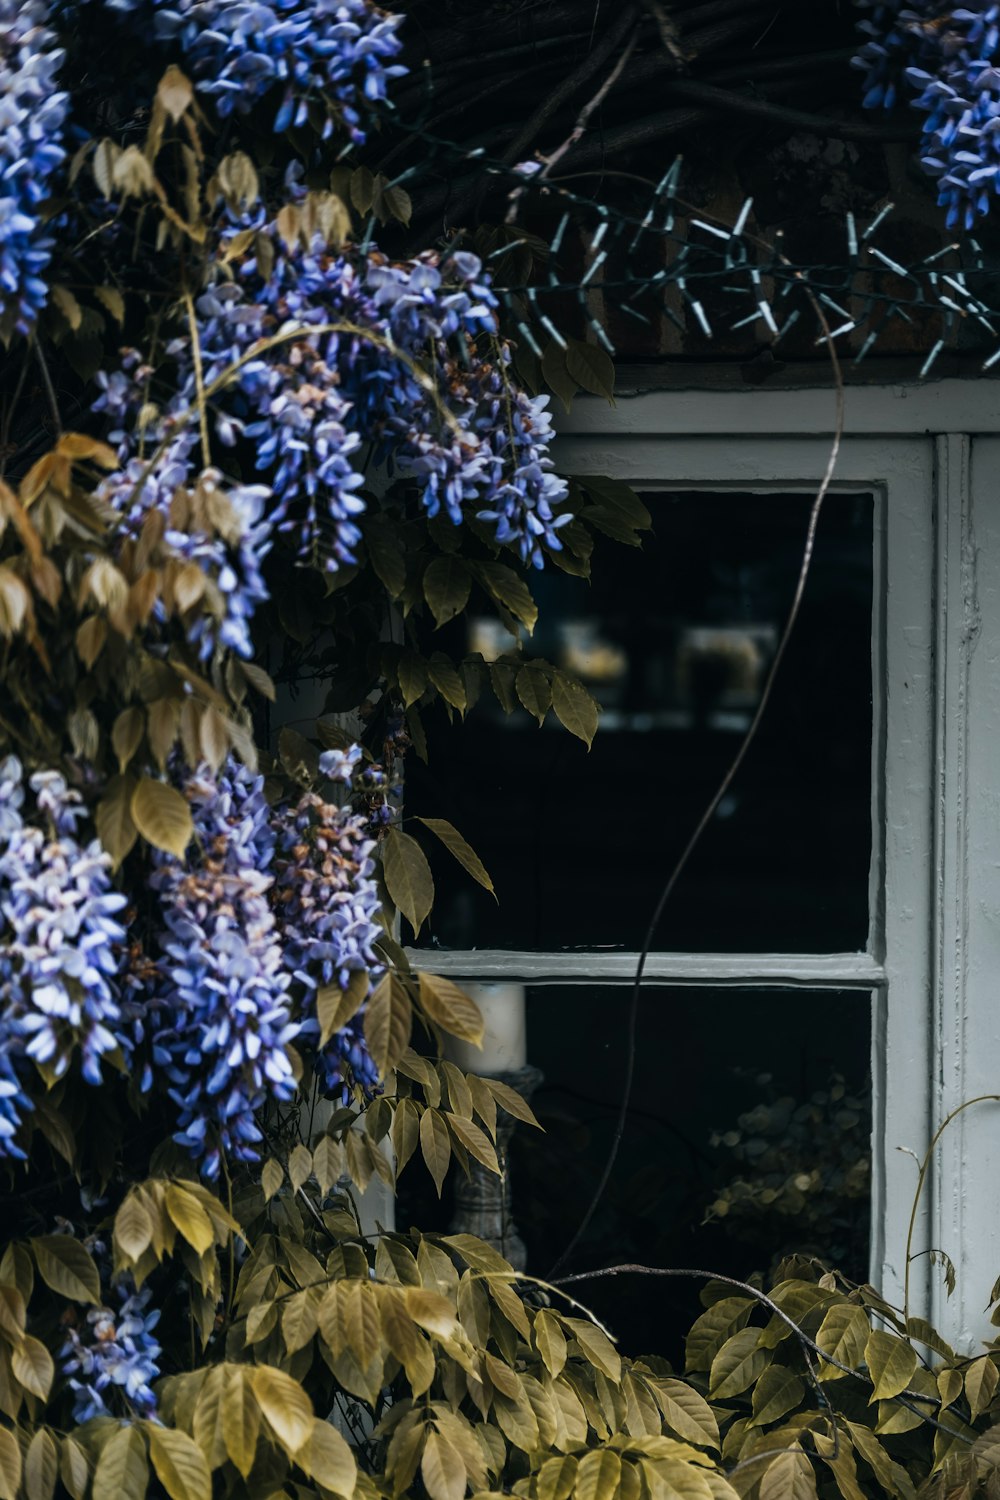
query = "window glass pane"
(396, 985, 872, 1361)
(407, 491, 874, 952)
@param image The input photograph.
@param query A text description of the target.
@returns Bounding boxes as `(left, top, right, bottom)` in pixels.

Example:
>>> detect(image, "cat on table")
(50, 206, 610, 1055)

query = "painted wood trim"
(404, 950, 886, 988)
(554, 381, 1000, 438)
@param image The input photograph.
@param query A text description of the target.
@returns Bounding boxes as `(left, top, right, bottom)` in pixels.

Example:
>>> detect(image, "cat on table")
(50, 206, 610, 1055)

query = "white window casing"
(411, 380, 1000, 1351)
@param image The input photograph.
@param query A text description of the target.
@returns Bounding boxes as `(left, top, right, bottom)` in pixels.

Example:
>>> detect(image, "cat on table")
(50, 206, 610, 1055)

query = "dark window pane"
(408, 491, 873, 952)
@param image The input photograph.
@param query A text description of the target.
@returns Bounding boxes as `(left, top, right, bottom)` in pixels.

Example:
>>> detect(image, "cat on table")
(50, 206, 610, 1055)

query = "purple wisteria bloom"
(274, 746, 383, 1100)
(61, 1276, 162, 1422)
(855, 2, 1000, 228)
(102, 0, 406, 142)
(0, 758, 128, 1157)
(0, 0, 68, 332)
(147, 761, 297, 1178)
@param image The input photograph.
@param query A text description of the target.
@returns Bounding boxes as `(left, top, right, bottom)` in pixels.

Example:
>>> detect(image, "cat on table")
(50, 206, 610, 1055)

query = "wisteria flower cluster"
(0, 756, 128, 1156)
(91, 407, 275, 661)
(177, 233, 572, 571)
(0, 0, 68, 334)
(854, 3, 1000, 228)
(275, 745, 384, 1100)
(147, 759, 297, 1179)
(60, 1275, 162, 1423)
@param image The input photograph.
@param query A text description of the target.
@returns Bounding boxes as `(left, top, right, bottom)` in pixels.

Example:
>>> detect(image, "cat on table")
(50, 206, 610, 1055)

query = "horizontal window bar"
(403, 950, 885, 989)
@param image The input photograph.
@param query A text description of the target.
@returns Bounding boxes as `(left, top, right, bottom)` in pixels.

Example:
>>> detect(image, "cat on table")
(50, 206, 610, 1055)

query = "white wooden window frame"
(409, 378, 1000, 1350)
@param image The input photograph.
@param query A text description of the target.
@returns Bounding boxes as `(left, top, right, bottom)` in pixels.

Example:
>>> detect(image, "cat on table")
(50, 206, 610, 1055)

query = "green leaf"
(131, 777, 193, 857)
(575, 1449, 622, 1500)
(474, 561, 538, 633)
(417, 971, 484, 1044)
(421, 1431, 466, 1500)
(24, 1430, 57, 1500)
(565, 338, 615, 402)
(540, 342, 578, 415)
(32, 1236, 101, 1304)
(261, 1157, 284, 1202)
(749, 1364, 804, 1427)
(865, 1330, 917, 1402)
(815, 1303, 870, 1378)
(304, 1418, 356, 1498)
(96, 773, 138, 868)
(364, 972, 413, 1076)
(424, 556, 471, 627)
(365, 521, 407, 597)
(115, 1191, 154, 1262)
(12, 1334, 54, 1399)
(534, 1309, 567, 1377)
(427, 653, 467, 710)
(251, 1364, 314, 1455)
(221, 1365, 260, 1479)
(279, 726, 320, 784)
(551, 673, 599, 748)
(516, 665, 551, 724)
(398, 652, 428, 708)
(651, 1378, 719, 1449)
(759, 1451, 817, 1500)
(419, 1108, 451, 1196)
(413, 816, 495, 897)
(966, 1355, 1000, 1419)
(147, 1424, 211, 1500)
(59, 1438, 89, 1500)
(93, 1426, 148, 1500)
(579, 476, 652, 531)
(112, 706, 145, 771)
(383, 827, 434, 937)
(709, 1328, 767, 1400)
(446, 1113, 499, 1174)
(165, 1183, 215, 1255)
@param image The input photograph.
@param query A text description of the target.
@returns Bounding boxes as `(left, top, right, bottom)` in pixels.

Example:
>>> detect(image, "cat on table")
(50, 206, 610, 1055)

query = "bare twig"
(548, 283, 846, 1279)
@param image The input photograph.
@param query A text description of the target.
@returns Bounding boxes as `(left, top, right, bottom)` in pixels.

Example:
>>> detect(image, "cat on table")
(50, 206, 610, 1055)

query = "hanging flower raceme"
(273, 746, 384, 1101)
(854, 2, 1000, 229)
(0, 757, 128, 1158)
(147, 761, 297, 1179)
(102, 0, 406, 141)
(61, 1274, 162, 1423)
(182, 232, 572, 570)
(91, 375, 276, 661)
(0, 0, 69, 333)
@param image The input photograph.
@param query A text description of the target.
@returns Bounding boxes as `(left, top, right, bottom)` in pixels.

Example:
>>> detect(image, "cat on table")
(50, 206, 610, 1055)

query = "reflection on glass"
(407, 490, 874, 953)
(512, 985, 871, 1358)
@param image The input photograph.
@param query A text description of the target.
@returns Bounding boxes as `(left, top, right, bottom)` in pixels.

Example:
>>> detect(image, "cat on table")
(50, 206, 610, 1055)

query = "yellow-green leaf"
(364, 972, 413, 1076)
(131, 777, 193, 857)
(251, 1364, 315, 1455)
(221, 1365, 260, 1478)
(446, 1113, 499, 1174)
(534, 1309, 567, 1377)
(115, 1191, 154, 1262)
(391, 1097, 421, 1176)
(816, 1303, 870, 1378)
(652, 1378, 720, 1449)
(759, 1450, 817, 1500)
(575, 1448, 622, 1500)
(112, 706, 145, 772)
(147, 1423, 211, 1500)
(417, 972, 483, 1044)
(516, 665, 551, 725)
(536, 1454, 577, 1500)
(474, 560, 538, 633)
(93, 1425, 148, 1500)
(96, 773, 138, 868)
(288, 1143, 313, 1193)
(424, 556, 471, 627)
(709, 1328, 767, 1400)
(383, 827, 434, 937)
(304, 1418, 356, 1498)
(483, 1077, 541, 1128)
(24, 1428, 57, 1500)
(968, 1355, 1000, 1419)
(427, 653, 467, 711)
(421, 1430, 466, 1500)
(550, 673, 598, 748)
(59, 1437, 89, 1500)
(413, 817, 495, 897)
(165, 1183, 215, 1254)
(32, 1236, 101, 1304)
(565, 339, 615, 403)
(865, 1330, 917, 1402)
(0, 1428, 21, 1500)
(749, 1364, 804, 1427)
(262, 1157, 284, 1203)
(12, 1334, 54, 1400)
(564, 1317, 621, 1382)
